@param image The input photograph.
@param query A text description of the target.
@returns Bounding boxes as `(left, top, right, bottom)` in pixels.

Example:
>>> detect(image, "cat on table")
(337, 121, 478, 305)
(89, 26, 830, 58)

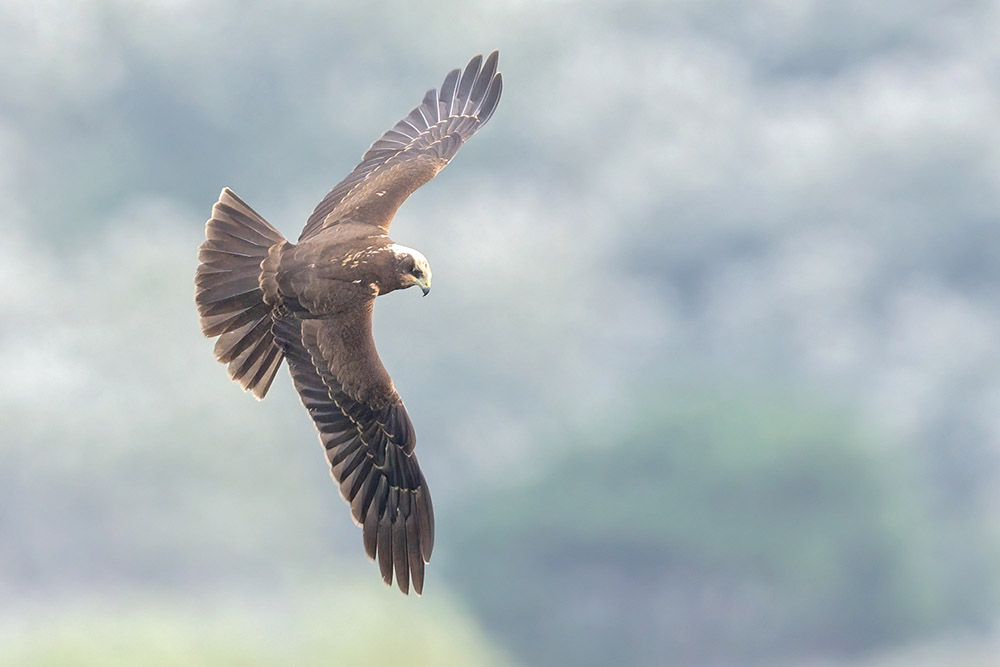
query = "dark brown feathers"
(299, 50, 502, 239)
(194, 52, 501, 595)
(274, 315, 435, 594)
(195, 188, 286, 399)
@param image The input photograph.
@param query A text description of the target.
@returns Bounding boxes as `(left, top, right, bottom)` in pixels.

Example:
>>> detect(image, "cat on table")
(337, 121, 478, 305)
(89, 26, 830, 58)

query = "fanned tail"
(195, 188, 286, 399)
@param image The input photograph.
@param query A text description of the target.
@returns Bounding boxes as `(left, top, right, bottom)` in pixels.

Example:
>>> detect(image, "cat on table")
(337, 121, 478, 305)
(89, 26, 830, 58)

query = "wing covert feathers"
(299, 51, 503, 239)
(195, 188, 286, 399)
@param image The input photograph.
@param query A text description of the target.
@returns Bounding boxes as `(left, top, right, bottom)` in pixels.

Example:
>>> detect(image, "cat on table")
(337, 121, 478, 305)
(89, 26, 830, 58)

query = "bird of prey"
(194, 52, 502, 594)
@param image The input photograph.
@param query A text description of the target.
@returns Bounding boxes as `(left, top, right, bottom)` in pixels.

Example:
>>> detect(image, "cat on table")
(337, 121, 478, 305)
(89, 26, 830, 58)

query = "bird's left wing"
(272, 305, 434, 595)
(299, 51, 503, 240)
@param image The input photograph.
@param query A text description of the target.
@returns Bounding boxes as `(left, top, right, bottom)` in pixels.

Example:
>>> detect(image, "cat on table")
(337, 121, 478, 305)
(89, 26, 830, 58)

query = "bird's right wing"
(298, 51, 503, 240)
(272, 307, 433, 595)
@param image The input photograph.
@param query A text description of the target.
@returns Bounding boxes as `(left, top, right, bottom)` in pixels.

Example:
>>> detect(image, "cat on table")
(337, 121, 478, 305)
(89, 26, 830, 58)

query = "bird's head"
(389, 244, 432, 296)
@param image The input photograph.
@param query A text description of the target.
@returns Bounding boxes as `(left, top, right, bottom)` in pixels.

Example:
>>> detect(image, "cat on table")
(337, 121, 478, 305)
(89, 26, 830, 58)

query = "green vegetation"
(446, 388, 995, 666)
(0, 582, 509, 667)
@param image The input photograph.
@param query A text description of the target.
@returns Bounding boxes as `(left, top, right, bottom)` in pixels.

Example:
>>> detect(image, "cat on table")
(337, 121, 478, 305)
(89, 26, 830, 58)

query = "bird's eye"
(412, 267, 423, 278)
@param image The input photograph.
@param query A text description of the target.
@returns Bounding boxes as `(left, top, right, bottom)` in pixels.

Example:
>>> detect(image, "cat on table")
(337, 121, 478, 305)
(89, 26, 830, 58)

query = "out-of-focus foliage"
(0, 582, 509, 667)
(448, 389, 994, 666)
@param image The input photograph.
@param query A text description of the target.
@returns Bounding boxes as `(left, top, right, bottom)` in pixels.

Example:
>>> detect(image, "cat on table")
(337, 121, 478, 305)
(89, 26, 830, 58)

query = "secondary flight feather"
(194, 52, 503, 595)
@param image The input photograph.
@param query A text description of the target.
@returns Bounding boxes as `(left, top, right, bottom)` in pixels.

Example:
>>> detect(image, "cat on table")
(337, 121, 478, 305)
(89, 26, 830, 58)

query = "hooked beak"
(415, 276, 431, 296)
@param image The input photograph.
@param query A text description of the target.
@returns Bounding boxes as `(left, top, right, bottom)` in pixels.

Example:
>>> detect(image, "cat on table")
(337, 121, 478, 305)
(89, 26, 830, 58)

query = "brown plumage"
(194, 52, 503, 595)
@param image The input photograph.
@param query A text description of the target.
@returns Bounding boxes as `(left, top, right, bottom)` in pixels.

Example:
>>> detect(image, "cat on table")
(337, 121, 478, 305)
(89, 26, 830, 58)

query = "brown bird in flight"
(194, 52, 502, 594)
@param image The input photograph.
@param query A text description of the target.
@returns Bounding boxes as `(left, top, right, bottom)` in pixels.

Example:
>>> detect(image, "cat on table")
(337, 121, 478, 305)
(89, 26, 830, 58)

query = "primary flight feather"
(194, 52, 503, 595)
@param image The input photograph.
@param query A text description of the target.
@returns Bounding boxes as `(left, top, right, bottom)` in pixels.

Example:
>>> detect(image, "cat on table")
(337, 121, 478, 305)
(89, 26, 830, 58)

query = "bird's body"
(265, 229, 410, 316)
(194, 52, 502, 594)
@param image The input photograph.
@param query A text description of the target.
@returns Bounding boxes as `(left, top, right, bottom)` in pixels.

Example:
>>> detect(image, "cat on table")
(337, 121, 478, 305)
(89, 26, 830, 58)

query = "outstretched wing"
(273, 306, 434, 595)
(299, 51, 503, 240)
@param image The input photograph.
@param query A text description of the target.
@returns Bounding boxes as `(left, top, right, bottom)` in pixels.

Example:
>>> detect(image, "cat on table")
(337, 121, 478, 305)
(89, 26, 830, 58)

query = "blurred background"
(2, 1, 999, 665)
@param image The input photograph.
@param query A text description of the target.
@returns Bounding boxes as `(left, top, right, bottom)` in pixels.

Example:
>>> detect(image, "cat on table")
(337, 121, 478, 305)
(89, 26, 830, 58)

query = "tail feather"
(215, 316, 272, 363)
(196, 270, 262, 301)
(199, 307, 269, 339)
(195, 188, 287, 399)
